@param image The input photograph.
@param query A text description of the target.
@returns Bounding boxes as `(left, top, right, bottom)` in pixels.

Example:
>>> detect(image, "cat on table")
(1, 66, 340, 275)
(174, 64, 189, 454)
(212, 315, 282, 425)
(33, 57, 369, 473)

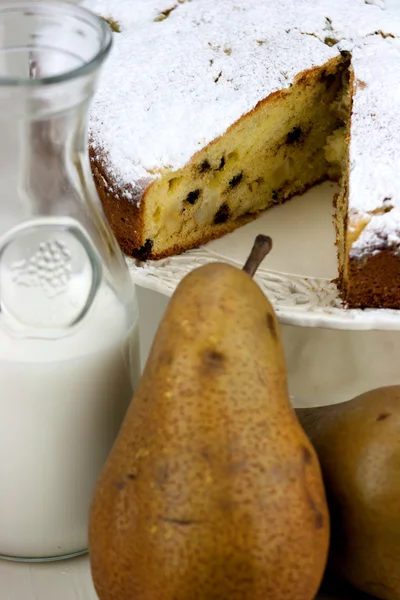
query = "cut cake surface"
(83, 0, 400, 309)
(340, 39, 400, 307)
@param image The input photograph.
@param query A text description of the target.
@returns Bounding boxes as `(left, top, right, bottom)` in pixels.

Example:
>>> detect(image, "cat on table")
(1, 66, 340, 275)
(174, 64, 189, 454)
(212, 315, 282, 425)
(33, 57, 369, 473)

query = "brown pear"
(89, 235, 330, 600)
(297, 386, 400, 600)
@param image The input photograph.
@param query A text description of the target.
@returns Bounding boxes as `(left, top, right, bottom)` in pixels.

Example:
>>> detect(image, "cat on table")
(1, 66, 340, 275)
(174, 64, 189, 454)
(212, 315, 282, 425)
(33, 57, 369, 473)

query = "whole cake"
(83, 0, 400, 309)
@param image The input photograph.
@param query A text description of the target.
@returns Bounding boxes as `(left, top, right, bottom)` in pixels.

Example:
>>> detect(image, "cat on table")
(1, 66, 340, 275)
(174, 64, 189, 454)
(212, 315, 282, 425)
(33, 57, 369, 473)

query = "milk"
(0, 283, 140, 560)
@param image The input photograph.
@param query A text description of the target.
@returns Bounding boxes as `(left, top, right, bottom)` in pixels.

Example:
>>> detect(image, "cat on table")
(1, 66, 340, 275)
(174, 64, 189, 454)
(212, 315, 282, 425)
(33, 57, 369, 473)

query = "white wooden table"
(0, 554, 368, 600)
(0, 556, 95, 600)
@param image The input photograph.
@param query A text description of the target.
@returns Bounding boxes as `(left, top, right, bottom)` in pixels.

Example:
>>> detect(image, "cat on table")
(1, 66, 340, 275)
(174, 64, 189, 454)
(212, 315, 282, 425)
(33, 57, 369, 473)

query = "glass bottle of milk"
(0, 2, 140, 561)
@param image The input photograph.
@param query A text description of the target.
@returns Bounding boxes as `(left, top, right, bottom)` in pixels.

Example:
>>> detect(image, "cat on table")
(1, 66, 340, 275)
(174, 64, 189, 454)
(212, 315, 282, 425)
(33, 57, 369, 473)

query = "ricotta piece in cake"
(84, 0, 400, 309)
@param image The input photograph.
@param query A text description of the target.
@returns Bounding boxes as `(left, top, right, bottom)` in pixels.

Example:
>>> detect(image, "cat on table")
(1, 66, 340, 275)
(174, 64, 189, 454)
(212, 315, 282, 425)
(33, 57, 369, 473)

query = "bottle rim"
(0, 0, 112, 88)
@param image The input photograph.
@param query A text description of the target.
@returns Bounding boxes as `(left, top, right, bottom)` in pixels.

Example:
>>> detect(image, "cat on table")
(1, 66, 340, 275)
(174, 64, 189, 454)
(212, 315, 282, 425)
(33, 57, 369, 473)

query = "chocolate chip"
(185, 189, 201, 205)
(286, 126, 302, 145)
(214, 203, 230, 224)
(199, 159, 211, 174)
(272, 190, 279, 202)
(228, 172, 243, 188)
(136, 238, 153, 260)
(319, 70, 336, 88)
(217, 156, 226, 171)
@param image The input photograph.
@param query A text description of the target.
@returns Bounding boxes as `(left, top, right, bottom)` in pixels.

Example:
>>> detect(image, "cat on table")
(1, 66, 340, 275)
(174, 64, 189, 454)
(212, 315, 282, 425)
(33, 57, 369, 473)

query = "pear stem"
(242, 235, 273, 278)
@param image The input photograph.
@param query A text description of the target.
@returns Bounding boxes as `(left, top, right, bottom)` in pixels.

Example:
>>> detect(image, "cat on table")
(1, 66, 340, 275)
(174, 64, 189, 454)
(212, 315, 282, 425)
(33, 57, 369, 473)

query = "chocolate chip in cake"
(228, 172, 243, 189)
(185, 189, 201, 205)
(319, 70, 336, 88)
(286, 126, 302, 145)
(272, 190, 279, 202)
(136, 239, 153, 261)
(214, 203, 230, 224)
(199, 159, 211, 174)
(217, 156, 226, 171)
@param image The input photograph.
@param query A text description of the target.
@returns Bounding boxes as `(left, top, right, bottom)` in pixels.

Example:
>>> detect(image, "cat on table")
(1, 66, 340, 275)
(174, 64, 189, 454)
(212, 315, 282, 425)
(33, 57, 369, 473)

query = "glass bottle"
(0, 1, 140, 562)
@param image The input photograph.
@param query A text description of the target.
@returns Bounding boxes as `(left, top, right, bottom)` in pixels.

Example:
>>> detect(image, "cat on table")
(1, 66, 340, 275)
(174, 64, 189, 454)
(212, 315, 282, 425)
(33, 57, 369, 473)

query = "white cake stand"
(128, 181, 400, 407)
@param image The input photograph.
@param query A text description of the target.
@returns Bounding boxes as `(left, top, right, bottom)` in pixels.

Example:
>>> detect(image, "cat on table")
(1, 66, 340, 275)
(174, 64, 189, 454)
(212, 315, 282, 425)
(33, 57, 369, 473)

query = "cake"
(83, 0, 400, 309)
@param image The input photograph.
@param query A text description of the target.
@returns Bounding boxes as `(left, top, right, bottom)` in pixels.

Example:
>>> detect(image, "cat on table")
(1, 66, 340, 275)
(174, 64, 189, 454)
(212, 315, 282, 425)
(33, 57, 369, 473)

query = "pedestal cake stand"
(128, 181, 400, 408)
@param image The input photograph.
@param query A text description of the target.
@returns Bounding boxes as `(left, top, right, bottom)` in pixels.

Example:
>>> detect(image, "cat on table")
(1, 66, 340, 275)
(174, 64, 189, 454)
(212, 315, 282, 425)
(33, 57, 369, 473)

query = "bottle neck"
(0, 1, 112, 227)
(0, 75, 97, 225)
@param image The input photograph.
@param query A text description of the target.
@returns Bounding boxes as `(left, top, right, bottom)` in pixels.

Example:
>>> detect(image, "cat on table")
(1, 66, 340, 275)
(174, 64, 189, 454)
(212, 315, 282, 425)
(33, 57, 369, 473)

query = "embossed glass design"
(0, 1, 140, 562)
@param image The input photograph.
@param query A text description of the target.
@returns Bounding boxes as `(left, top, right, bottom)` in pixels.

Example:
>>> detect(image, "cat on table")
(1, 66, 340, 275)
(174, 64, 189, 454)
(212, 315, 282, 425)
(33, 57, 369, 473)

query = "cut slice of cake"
(84, 0, 400, 309)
